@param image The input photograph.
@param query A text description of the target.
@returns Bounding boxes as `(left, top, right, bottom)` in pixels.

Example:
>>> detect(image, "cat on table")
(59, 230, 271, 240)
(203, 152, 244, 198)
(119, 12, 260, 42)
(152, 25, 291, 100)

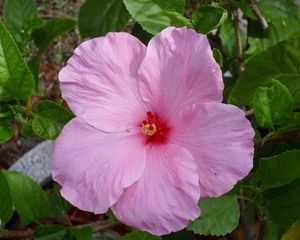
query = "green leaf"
(257, 150, 300, 190)
(20, 120, 39, 138)
(70, 226, 93, 240)
(2, 170, 51, 225)
(47, 188, 70, 216)
(124, 0, 172, 34)
(219, 19, 247, 58)
(0, 22, 34, 101)
(32, 17, 76, 51)
(0, 171, 13, 224)
(161, 10, 192, 28)
(187, 196, 240, 236)
(32, 101, 74, 140)
(246, 18, 300, 56)
(253, 80, 294, 128)
(154, 0, 185, 14)
(192, 5, 227, 34)
(230, 37, 300, 107)
(122, 230, 161, 240)
(0, 119, 13, 143)
(79, 0, 130, 38)
(282, 220, 300, 240)
(34, 225, 67, 240)
(3, 0, 42, 45)
(212, 48, 223, 67)
(253, 88, 273, 128)
(263, 222, 286, 240)
(27, 56, 40, 93)
(265, 178, 300, 228)
(240, 0, 300, 21)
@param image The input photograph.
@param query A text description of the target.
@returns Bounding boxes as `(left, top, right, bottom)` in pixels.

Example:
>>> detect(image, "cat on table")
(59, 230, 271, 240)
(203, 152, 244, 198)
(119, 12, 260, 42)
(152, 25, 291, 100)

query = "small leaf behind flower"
(187, 196, 240, 236)
(32, 101, 74, 140)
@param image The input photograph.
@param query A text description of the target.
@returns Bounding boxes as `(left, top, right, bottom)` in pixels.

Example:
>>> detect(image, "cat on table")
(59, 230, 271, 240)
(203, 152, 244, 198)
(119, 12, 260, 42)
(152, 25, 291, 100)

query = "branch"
(0, 220, 121, 239)
(233, 9, 244, 74)
(0, 229, 33, 239)
(246, 0, 268, 31)
(245, 109, 255, 117)
(255, 128, 300, 148)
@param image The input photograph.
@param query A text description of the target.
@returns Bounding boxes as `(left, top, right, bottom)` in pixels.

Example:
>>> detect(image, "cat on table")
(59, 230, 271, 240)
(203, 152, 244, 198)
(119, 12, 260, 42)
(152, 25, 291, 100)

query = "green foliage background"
(0, 0, 300, 239)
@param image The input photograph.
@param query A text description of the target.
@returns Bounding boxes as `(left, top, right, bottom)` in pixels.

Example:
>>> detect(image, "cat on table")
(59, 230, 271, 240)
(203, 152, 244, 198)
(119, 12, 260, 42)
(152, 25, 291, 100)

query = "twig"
(245, 109, 254, 117)
(0, 229, 33, 239)
(254, 128, 300, 147)
(0, 220, 120, 239)
(233, 10, 244, 74)
(246, 0, 268, 31)
(239, 190, 255, 240)
(82, 220, 122, 232)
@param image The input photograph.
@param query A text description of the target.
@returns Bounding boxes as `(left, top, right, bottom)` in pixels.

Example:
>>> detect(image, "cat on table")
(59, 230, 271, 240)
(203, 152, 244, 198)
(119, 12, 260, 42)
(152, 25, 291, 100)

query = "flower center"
(140, 111, 166, 142)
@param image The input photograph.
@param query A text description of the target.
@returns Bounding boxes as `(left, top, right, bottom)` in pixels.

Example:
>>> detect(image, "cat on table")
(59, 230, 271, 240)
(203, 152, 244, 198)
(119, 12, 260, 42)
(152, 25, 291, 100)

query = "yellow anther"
(141, 123, 157, 136)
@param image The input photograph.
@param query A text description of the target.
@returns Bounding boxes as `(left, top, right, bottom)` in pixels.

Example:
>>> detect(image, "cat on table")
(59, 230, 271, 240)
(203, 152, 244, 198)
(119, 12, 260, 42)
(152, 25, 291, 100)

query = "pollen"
(141, 123, 157, 136)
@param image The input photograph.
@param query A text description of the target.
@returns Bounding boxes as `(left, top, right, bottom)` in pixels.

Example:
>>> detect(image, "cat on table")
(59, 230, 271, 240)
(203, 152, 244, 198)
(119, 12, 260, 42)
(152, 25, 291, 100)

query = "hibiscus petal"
(170, 103, 254, 198)
(59, 32, 147, 132)
(138, 27, 223, 122)
(51, 117, 146, 213)
(112, 144, 200, 236)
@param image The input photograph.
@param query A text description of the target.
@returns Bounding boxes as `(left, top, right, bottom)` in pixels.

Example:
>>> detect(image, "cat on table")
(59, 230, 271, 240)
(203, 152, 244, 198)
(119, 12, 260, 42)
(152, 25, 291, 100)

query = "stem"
(0, 220, 120, 239)
(237, 195, 253, 202)
(82, 220, 122, 232)
(239, 190, 255, 240)
(255, 128, 300, 147)
(233, 9, 244, 74)
(245, 109, 255, 117)
(0, 230, 33, 239)
(246, 0, 268, 31)
(63, 213, 73, 227)
(25, 95, 33, 117)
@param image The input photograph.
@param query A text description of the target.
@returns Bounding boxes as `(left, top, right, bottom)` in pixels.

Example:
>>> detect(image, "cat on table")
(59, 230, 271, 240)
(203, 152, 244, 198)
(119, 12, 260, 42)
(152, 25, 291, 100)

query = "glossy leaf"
(0, 22, 34, 101)
(192, 5, 227, 34)
(0, 171, 13, 224)
(79, 0, 130, 38)
(0, 119, 13, 143)
(34, 225, 67, 240)
(3, 171, 51, 225)
(32, 101, 74, 140)
(20, 120, 39, 138)
(3, 0, 42, 45)
(263, 222, 286, 240)
(123, 0, 187, 35)
(257, 150, 300, 189)
(70, 226, 93, 240)
(253, 80, 293, 128)
(47, 189, 70, 216)
(27, 56, 41, 93)
(212, 48, 223, 67)
(265, 179, 300, 228)
(230, 37, 300, 107)
(219, 19, 247, 58)
(162, 10, 192, 28)
(246, 18, 300, 56)
(32, 17, 76, 51)
(187, 196, 240, 236)
(155, 0, 185, 14)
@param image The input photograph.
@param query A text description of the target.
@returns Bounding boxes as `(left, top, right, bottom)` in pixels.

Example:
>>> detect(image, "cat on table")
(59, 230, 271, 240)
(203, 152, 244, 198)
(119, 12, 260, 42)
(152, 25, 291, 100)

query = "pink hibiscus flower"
(52, 27, 254, 236)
